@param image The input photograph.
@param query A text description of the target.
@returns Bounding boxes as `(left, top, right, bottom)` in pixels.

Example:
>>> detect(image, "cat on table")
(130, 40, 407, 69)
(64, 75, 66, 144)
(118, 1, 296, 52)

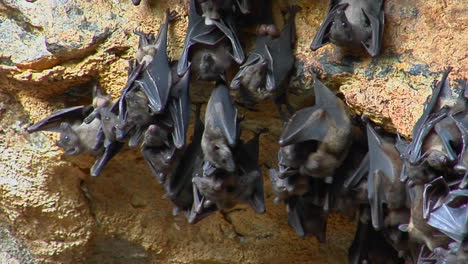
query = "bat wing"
(407, 68, 453, 161)
(187, 184, 218, 224)
(278, 105, 328, 146)
(90, 141, 124, 177)
(361, 7, 384, 57)
(169, 67, 191, 149)
(166, 107, 204, 211)
(211, 18, 244, 64)
(287, 196, 328, 242)
(286, 197, 305, 238)
(422, 177, 449, 219)
(367, 124, 400, 230)
(348, 219, 370, 264)
(137, 11, 173, 114)
(209, 83, 238, 146)
(344, 153, 369, 190)
(313, 77, 346, 127)
(27, 105, 91, 133)
(427, 201, 468, 242)
(310, 3, 345, 51)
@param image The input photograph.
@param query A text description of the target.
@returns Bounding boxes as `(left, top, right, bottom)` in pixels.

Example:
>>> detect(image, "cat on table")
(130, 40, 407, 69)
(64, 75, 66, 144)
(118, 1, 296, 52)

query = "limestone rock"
(0, 0, 466, 263)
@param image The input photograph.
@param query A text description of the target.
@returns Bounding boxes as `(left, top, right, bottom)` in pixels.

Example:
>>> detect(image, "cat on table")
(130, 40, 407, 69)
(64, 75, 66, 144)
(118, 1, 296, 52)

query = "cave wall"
(0, 0, 466, 263)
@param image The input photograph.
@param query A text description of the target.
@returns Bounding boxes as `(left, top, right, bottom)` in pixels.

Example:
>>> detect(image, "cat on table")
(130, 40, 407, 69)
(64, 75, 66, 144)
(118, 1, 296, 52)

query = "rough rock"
(0, 0, 466, 263)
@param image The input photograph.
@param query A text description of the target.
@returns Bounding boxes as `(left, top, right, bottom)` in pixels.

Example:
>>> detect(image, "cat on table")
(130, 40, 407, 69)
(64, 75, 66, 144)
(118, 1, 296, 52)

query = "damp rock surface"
(0, 0, 466, 263)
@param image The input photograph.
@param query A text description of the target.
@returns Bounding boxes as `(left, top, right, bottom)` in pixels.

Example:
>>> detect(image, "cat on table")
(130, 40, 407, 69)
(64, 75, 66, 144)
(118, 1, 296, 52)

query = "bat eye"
(63, 135, 70, 141)
(105, 116, 111, 121)
(341, 22, 347, 28)
(213, 145, 219, 151)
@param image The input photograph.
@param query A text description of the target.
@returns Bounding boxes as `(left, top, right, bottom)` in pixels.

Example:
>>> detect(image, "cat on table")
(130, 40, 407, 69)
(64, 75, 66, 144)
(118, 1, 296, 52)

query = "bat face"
(191, 42, 232, 81)
(203, 139, 236, 172)
(57, 123, 83, 156)
(231, 57, 268, 97)
(311, 0, 384, 56)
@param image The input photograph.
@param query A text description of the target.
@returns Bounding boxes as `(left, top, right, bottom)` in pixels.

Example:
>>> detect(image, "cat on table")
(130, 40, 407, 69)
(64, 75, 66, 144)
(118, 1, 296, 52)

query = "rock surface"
(0, 0, 466, 263)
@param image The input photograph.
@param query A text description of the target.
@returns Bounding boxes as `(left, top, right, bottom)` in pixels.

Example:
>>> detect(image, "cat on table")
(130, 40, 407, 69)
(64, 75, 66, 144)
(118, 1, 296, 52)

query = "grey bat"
(193, 129, 265, 215)
(191, 42, 232, 81)
(402, 183, 450, 251)
(277, 140, 317, 178)
(366, 124, 407, 230)
(310, 0, 385, 57)
(279, 77, 352, 179)
(119, 10, 178, 131)
(230, 5, 300, 121)
(269, 169, 309, 204)
(406, 68, 465, 168)
(177, 0, 244, 77)
(201, 82, 238, 172)
(197, 0, 252, 21)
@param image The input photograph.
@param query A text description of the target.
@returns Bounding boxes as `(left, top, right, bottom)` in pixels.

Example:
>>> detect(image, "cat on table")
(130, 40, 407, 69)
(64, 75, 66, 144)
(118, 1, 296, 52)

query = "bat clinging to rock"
(279, 77, 352, 180)
(201, 82, 238, 172)
(230, 5, 300, 120)
(311, 0, 385, 57)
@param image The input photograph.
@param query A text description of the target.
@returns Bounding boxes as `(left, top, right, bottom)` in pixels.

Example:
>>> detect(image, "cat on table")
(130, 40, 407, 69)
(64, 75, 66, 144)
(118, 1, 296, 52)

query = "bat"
(131, 0, 141, 5)
(192, 129, 266, 215)
(232, 129, 266, 213)
(141, 123, 177, 184)
(279, 77, 352, 180)
(310, 0, 385, 57)
(177, 0, 244, 77)
(197, 0, 252, 21)
(201, 82, 238, 172)
(165, 105, 204, 217)
(406, 68, 464, 167)
(230, 5, 300, 120)
(366, 124, 406, 230)
(277, 141, 317, 178)
(119, 10, 179, 132)
(285, 194, 328, 243)
(191, 42, 232, 81)
(269, 169, 309, 204)
(404, 183, 450, 251)
(454, 114, 468, 188)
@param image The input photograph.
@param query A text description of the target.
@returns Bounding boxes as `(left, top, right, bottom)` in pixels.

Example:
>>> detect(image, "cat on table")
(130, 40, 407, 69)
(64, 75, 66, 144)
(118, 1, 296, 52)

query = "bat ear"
(59, 122, 72, 132)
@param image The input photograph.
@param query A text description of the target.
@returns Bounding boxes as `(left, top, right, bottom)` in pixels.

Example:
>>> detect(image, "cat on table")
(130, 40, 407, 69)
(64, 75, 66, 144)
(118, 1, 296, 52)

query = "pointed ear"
(60, 122, 73, 132)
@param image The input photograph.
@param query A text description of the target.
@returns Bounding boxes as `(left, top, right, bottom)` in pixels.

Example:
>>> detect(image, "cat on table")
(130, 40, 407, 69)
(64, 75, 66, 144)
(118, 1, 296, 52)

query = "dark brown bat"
(191, 42, 232, 81)
(177, 0, 244, 77)
(201, 82, 238, 172)
(311, 0, 385, 57)
(279, 77, 352, 180)
(230, 5, 300, 120)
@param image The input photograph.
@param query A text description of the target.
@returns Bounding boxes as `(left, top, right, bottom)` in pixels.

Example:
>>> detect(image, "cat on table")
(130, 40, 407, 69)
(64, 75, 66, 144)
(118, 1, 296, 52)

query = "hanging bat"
(191, 42, 232, 81)
(279, 77, 352, 180)
(366, 124, 407, 230)
(230, 5, 300, 120)
(197, 0, 252, 21)
(177, 0, 244, 77)
(406, 68, 465, 168)
(119, 10, 179, 132)
(277, 140, 318, 178)
(201, 82, 238, 172)
(310, 0, 385, 57)
(165, 104, 204, 217)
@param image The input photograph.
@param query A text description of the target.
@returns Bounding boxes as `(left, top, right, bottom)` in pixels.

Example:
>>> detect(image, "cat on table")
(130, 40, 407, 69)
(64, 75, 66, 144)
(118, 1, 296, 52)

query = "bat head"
(330, 5, 353, 46)
(210, 143, 236, 172)
(233, 58, 268, 94)
(56, 122, 82, 155)
(199, 0, 221, 25)
(100, 109, 118, 140)
(425, 150, 450, 171)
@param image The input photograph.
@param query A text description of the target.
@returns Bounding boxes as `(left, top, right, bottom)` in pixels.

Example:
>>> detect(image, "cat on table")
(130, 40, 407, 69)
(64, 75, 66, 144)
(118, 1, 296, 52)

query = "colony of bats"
(26, 0, 467, 263)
